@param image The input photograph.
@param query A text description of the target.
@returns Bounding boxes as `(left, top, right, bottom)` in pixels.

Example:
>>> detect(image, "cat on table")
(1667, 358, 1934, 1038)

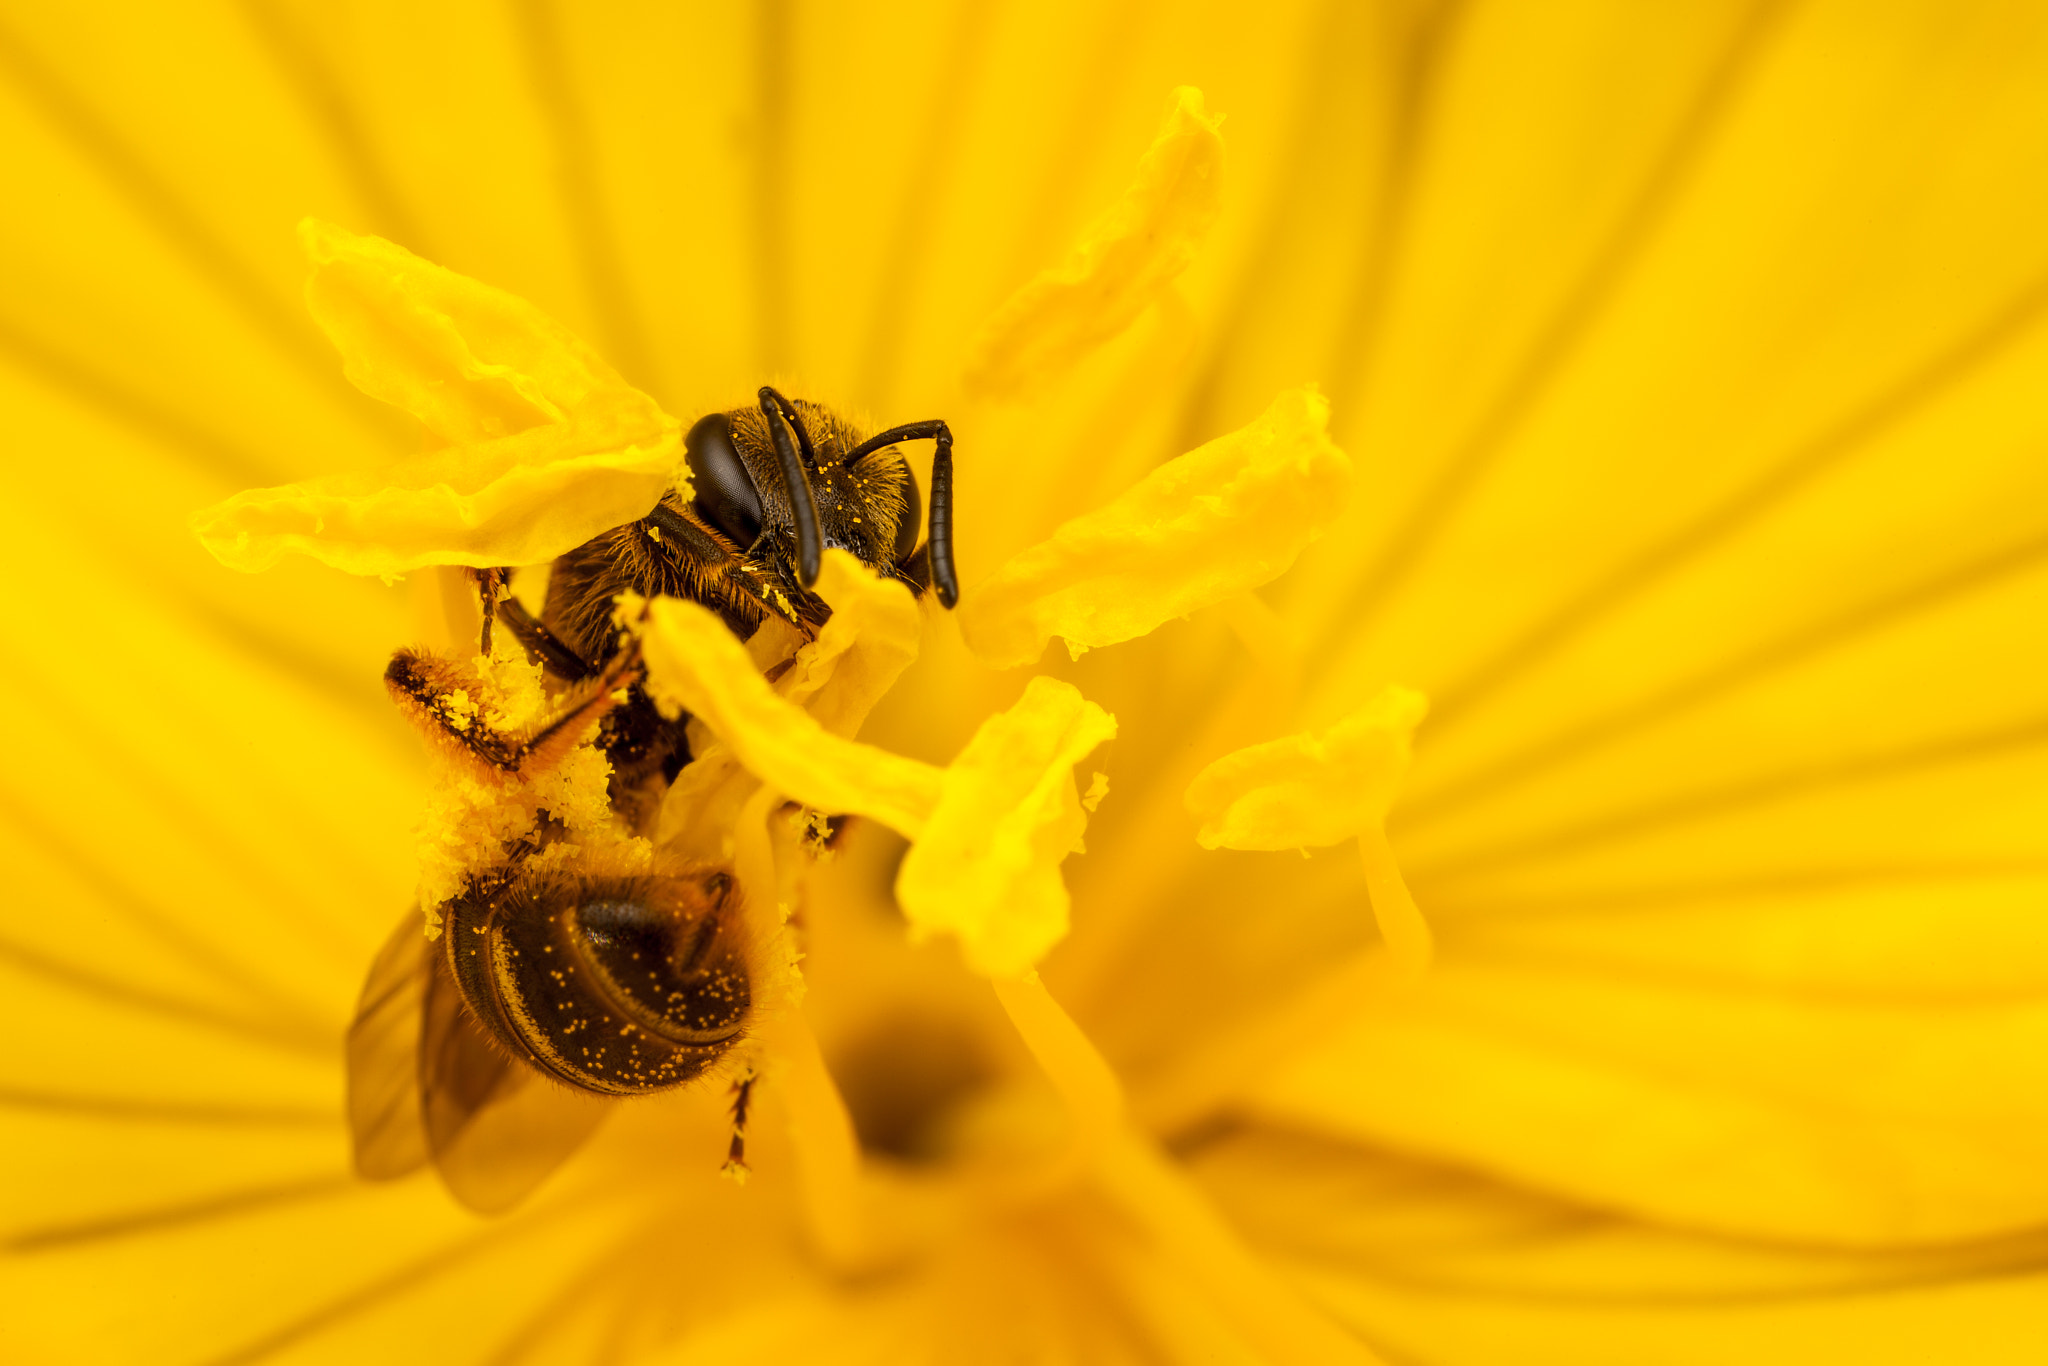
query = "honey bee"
(346, 387, 958, 1212)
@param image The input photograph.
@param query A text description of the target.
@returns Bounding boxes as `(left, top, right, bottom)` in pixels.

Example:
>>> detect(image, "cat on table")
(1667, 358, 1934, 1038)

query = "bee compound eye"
(684, 412, 765, 549)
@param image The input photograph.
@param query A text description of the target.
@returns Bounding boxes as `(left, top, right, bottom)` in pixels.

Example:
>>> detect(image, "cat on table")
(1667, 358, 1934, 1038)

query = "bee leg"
(466, 567, 511, 654)
(497, 597, 596, 682)
(385, 645, 642, 780)
(843, 420, 959, 608)
(501, 645, 644, 778)
(644, 503, 746, 580)
(721, 1069, 756, 1183)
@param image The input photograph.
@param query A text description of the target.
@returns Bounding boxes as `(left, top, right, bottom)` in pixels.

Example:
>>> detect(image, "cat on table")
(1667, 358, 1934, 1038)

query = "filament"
(733, 781, 874, 1267)
(771, 1011, 873, 1269)
(1358, 821, 1432, 973)
(992, 971, 1124, 1193)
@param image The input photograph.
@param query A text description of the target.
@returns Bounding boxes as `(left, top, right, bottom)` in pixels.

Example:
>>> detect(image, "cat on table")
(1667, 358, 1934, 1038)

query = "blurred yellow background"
(7, 1, 2048, 1362)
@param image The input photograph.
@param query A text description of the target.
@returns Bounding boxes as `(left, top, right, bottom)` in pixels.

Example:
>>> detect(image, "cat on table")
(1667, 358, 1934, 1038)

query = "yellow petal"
(1192, 1125, 2048, 1365)
(1186, 686, 1428, 851)
(297, 217, 630, 444)
(1248, 945, 2048, 1247)
(775, 551, 925, 739)
(959, 387, 1352, 669)
(962, 86, 1224, 401)
(638, 593, 943, 838)
(190, 220, 680, 577)
(895, 677, 1117, 977)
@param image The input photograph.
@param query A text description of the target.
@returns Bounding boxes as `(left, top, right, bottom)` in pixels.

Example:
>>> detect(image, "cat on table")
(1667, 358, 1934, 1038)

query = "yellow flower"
(8, 4, 2048, 1364)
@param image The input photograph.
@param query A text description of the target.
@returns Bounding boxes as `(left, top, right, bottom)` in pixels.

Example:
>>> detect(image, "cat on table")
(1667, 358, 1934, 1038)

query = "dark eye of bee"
(684, 412, 765, 549)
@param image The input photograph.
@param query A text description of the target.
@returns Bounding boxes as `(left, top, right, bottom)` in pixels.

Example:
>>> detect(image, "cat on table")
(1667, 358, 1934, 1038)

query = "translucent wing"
(419, 939, 613, 1214)
(345, 911, 432, 1179)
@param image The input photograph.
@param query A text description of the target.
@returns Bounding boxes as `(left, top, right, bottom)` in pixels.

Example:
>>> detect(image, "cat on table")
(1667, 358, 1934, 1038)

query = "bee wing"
(419, 944, 612, 1214)
(345, 912, 433, 1179)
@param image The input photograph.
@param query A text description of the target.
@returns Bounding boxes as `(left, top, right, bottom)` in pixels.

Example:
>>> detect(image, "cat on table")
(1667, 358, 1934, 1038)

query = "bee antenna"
(757, 386, 823, 587)
(841, 419, 959, 610)
(758, 386, 818, 468)
(927, 426, 957, 609)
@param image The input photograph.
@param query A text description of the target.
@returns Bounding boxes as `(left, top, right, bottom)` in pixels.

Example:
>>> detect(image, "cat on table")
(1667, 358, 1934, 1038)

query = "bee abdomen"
(446, 865, 751, 1096)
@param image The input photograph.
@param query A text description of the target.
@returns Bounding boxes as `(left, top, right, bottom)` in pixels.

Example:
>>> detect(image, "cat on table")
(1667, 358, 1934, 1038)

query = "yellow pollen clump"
(440, 689, 476, 732)
(410, 636, 644, 931)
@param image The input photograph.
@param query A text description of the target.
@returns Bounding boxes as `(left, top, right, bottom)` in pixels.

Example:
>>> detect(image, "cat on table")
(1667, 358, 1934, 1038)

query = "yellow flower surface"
(7, 2, 2048, 1364)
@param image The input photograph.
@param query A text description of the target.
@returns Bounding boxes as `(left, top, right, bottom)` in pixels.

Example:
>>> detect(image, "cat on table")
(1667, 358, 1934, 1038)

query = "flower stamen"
(1185, 686, 1431, 969)
(990, 971, 1124, 1193)
(1358, 823, 1432, 974)
(958, 386, 1352, 670)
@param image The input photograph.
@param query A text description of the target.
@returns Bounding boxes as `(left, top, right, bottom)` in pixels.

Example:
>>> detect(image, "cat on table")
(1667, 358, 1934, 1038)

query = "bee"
(346, 387, 958, 1213)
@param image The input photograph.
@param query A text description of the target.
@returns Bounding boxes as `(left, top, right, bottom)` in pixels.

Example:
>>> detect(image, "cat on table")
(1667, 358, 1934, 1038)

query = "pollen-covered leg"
(497, 595, 597, 681)
(723, 1069, 757, 1183)
(384, 644, 641, 783)
(467, 565, 511, 654)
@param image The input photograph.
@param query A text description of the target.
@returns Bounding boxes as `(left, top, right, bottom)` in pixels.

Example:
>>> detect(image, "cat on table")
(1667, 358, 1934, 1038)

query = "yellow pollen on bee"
(440, 688, 478, 731)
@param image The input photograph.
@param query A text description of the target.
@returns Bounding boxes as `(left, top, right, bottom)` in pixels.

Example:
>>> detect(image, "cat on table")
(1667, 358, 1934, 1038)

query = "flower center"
(827, 1014, 997, 1162)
